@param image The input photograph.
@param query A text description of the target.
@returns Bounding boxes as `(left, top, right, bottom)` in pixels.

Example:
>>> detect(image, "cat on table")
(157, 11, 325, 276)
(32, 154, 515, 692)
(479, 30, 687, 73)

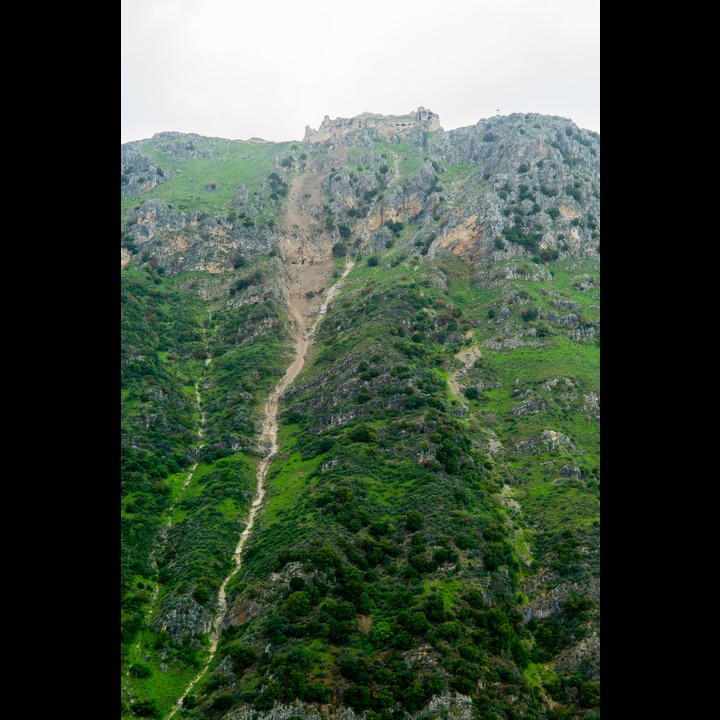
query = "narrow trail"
(125, 315, 214, 705)
(164, 257, 355, 719)
(447, 343, 482, 399)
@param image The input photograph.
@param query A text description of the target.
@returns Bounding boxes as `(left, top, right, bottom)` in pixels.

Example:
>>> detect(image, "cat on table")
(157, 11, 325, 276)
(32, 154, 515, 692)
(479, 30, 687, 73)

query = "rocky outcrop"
(304, 106, 442, 143)
(121, 145, 168, 198)
(220, 693, 473, 720)
(154, 595, 213, 642)
(424, 114, 600, 261)
(122, 199, 278, 274)
(121, 111, 599, 278)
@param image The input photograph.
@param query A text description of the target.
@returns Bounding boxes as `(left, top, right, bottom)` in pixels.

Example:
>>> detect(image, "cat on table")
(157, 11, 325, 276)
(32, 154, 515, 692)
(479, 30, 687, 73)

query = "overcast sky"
(121, 0, 599, 145)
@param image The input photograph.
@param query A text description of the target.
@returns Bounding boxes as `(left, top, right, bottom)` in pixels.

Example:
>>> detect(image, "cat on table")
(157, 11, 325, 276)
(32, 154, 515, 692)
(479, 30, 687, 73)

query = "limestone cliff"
(121, 110, 599, 281)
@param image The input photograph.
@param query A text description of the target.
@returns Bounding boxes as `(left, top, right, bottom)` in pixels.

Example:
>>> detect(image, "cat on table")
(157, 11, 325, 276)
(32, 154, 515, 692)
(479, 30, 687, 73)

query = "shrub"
(129, 662, 152, 678)
(286, 591, 311, 618)
(343, 686, 371, 711)
(370, 621, 394, 647)
(385, 220, 404, 235)
(511, 639, 531, 668)
(406, 611, 430, 635)
(227, 644, 257, 673)
(131, 699, 161, 718)
(211, 694, 234, 711)
(464, 589, 486, 609)
(440, 621, 462, 639)
(405, 510, 423, 532)
(328, 619, 354, 644)
(423, 594, 447, 623)
(579, 681, 601, 708)
(266, 615, 289, 641)
(350, 425, 374, 443)
(565, 184, 582, 201)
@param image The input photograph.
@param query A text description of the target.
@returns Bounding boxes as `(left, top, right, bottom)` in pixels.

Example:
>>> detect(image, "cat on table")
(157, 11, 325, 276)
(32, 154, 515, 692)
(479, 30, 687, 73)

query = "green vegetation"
(121, 260, 295, 716)
(121, 137, 288, 220)
(174, 252, 599, 719)
(386, 142, 423, 177)
(122, 117, 599, 718)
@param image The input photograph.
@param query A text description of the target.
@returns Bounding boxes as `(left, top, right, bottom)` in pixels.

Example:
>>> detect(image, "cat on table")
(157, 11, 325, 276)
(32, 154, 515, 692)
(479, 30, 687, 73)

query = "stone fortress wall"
(303, 106, 442, 143)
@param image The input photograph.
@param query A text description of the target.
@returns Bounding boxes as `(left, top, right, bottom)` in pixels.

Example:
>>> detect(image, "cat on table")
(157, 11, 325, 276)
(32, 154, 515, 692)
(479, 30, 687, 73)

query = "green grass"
(386, 142, 423, 177)
(438, 161, 476, 182)
(481, 338, 598, 390)
(122, 138, 290, 216)
(524, 661, 556, 689)
(259, 451, 322, 524)
(421, 577, 462, 604)
(124, 627, 209, 717)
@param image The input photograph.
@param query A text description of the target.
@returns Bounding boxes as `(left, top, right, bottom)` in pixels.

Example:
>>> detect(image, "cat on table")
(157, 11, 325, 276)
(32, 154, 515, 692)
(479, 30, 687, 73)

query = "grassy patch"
(122, 138, 287, 216)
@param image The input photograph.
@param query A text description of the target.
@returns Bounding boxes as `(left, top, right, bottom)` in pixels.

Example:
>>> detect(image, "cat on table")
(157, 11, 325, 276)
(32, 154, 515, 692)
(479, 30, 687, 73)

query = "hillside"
(121, 108, 600, 720)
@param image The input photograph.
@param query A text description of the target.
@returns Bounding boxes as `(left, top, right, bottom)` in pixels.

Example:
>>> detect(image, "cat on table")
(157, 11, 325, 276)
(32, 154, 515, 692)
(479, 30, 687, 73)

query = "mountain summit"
(121, 109, 600, 720)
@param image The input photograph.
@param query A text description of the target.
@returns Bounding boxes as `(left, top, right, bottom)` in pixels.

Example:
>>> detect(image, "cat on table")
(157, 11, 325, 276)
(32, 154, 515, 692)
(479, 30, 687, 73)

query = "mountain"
(121, 107, 600, 720)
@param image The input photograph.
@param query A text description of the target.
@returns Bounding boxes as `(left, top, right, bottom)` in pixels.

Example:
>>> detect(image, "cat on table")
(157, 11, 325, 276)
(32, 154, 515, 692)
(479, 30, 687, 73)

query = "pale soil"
(164, 179, 354, 718)
(447, 342, 482, 398)
(282, 171, 325, 233)
(279, 173, 332, 265)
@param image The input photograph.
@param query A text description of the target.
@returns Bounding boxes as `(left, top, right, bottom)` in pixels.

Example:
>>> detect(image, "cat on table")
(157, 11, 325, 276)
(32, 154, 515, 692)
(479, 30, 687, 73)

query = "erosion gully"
(164, 257, 354, 718)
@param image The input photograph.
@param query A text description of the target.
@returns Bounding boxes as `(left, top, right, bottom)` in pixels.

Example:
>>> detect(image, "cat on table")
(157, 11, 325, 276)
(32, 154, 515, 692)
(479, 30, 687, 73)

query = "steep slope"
(121, 109, 600, 720)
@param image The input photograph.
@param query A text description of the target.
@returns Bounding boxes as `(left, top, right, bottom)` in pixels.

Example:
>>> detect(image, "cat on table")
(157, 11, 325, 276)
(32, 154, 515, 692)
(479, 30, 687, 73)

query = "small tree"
(370, 621, 394, 647)
(579, 681, 601, 708)
(129, 662, 152, 678)
(286, 591, 311, 618)
(405, 510, 423, 532)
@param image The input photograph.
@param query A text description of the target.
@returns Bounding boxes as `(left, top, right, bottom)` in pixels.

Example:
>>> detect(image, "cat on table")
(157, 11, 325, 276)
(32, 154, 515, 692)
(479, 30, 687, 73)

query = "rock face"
(122, 199, 278, 275)
(121, 145, 168, 198)
(426, 113, 600, 262)
(121, 110, 599, 279)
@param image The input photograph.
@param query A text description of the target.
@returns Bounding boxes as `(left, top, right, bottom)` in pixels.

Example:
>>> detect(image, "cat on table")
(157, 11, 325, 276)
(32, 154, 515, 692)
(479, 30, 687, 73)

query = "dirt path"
(447, 343, 482, 398)
(164, 257, 354, 719)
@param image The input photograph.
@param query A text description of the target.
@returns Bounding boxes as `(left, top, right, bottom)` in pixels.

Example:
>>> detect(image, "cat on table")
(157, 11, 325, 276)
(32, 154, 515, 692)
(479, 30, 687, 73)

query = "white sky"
(121, 0, 599, 145)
